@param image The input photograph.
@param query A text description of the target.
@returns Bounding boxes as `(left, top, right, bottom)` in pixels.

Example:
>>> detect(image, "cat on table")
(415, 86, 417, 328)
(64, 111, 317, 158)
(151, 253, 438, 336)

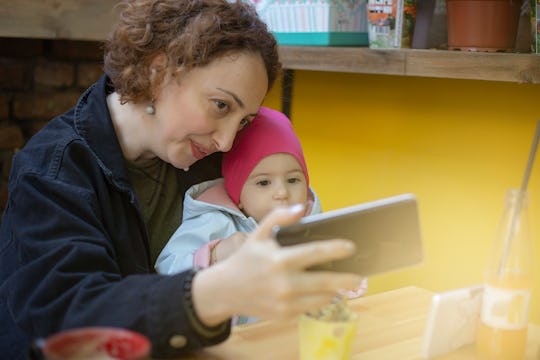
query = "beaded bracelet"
(182, 266, 202, 321)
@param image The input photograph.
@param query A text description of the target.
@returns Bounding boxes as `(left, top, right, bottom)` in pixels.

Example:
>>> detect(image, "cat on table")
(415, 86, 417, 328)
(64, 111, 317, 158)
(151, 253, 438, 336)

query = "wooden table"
(182, 286, 540, 359)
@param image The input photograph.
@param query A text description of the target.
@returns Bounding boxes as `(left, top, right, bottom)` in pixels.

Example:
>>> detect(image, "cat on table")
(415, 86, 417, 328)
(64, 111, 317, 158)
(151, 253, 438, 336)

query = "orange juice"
(476, 322, 527, 360)
(476, 276, 532, 360)
(476, 189, 533, 360)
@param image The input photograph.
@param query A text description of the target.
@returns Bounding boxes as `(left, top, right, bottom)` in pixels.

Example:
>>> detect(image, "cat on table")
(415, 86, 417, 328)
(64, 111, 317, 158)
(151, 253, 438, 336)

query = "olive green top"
(126, 153, 223, 267)
(126, 157, 184, 265)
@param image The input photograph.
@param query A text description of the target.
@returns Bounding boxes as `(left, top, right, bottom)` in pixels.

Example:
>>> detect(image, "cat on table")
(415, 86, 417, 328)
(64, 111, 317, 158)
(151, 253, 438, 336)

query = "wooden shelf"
(0, 0, 116, 41)
(278, 47, 540, 84)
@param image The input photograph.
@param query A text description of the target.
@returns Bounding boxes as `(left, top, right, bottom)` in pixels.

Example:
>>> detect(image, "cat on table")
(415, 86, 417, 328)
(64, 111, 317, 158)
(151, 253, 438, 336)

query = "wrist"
(194, 239, 221, 268)
(209, 240, 221, 265)
(182, 267, 231, 341)
(191, 263, 232, 326)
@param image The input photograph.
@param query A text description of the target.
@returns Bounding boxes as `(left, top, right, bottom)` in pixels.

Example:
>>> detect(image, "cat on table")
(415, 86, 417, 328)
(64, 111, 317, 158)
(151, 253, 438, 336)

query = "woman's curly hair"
(104, 0, 281, 104)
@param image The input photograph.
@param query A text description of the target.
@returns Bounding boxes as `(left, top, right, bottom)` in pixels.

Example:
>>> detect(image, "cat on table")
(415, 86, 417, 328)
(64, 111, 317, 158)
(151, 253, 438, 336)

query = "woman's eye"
(256, 180, 270, 187)
(288, 178, 301, 184)
(214, 100, 228, 112)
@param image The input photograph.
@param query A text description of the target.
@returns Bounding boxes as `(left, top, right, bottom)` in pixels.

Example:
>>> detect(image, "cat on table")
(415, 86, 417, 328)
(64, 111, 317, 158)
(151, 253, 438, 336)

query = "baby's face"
(238, 153, 308, 222)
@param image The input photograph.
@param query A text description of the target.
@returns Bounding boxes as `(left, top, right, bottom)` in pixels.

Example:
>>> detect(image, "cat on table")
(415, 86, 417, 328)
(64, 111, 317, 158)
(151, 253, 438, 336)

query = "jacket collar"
(73, 74, 133, 194)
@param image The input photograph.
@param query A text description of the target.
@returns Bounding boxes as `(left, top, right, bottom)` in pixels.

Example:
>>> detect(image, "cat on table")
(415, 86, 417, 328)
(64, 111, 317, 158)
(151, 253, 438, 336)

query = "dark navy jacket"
(0, 75, 228, 359)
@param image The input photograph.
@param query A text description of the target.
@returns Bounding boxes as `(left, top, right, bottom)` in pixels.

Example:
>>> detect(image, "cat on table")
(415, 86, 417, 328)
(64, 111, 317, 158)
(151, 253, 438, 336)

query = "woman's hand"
(192, 204, 362, 326)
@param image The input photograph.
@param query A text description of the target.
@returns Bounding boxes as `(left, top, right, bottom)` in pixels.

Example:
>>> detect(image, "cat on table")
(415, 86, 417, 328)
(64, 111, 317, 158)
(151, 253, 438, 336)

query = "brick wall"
(0, 37, 104, 219)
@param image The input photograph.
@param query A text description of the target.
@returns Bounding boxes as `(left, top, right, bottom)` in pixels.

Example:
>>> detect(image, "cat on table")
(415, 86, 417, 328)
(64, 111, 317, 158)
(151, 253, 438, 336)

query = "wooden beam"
(405, 49, 540, 84)
(278, 46, 406, 76)
(279, 46, 540, 84)
(0, 0, 118, 41)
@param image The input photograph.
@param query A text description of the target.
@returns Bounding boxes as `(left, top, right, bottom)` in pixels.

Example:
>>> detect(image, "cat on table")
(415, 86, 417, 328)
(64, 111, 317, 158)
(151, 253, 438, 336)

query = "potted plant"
(446, 0, 522, 51)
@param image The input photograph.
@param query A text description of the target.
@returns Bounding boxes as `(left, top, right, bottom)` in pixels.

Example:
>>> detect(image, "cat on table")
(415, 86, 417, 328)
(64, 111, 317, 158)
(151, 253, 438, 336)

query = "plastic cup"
(40, 327, 151, 360)
(298, 312, 358, 360)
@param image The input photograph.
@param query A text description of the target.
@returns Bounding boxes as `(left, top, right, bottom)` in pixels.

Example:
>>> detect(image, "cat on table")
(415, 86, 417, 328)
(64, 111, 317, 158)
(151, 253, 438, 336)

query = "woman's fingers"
(217, 204, 363, 321)
(253, 205, 305, 240)
(254, 205, 357, 272)
(289, 271, 363, 295)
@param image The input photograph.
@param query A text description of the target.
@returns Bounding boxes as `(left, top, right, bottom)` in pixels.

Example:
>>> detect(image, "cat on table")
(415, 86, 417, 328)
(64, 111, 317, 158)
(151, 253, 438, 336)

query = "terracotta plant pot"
(446, 0, 521, 52)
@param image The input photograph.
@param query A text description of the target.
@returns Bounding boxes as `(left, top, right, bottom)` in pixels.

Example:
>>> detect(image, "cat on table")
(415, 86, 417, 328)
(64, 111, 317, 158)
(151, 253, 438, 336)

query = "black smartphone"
(272, 193, 423, 276)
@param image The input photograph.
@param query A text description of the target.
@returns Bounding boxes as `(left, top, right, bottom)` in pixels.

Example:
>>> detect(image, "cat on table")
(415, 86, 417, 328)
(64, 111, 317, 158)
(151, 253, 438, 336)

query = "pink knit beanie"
(222, 106, 309, 205)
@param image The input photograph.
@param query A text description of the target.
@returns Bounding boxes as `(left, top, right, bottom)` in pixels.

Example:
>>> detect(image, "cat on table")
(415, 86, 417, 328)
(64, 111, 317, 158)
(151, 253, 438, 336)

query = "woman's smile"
(190, 140, 211, 160)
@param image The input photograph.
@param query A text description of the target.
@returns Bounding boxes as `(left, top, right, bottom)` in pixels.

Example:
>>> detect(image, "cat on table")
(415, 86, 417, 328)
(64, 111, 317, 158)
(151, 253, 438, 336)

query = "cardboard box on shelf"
(367, 0, 416, 49)
(252, 0, 369, 46)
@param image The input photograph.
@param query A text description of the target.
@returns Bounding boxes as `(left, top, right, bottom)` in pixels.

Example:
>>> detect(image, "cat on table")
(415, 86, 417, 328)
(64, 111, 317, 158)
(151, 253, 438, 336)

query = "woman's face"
(149, 52, 268, 170)
(238, 153, 308, 222)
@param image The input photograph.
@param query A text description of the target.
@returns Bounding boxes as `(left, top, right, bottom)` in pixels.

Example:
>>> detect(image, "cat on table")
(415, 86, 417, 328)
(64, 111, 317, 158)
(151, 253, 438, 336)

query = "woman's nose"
(213, 120, 240, 152)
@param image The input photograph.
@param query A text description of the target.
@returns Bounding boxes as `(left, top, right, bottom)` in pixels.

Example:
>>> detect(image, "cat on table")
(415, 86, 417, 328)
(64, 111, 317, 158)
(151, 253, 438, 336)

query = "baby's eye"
(256, 180, 270, 187)
(287, 178, 302, 184)
(238, 118, 250, 131)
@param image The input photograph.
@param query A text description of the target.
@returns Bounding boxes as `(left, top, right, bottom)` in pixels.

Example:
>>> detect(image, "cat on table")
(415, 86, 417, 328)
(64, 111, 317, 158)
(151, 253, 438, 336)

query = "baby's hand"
(211, 232, 248, 264)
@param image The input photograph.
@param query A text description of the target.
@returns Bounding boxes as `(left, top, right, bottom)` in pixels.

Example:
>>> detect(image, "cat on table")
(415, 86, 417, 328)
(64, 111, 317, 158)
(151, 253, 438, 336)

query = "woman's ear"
(149, 53, 168, 72)
(147, 53, 169, 101)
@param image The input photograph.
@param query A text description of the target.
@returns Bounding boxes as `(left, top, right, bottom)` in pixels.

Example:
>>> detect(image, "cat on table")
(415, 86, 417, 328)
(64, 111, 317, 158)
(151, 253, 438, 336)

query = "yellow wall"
(265, 70, 540, 324)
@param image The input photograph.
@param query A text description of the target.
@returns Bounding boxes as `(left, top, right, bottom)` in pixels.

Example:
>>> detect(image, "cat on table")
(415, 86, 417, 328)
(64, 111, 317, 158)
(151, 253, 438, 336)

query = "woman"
(0, 0, 361, 358)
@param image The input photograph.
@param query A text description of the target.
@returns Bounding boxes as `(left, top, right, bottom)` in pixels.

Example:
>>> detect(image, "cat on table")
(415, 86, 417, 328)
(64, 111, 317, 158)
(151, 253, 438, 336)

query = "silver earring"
(146, 103, 155, 115)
